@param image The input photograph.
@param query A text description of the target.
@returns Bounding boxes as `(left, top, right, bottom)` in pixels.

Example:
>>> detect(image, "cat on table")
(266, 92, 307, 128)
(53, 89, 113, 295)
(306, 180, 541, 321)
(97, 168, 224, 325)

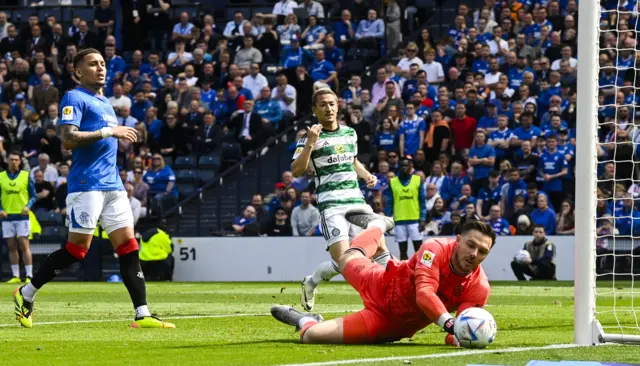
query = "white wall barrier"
(172, 236, 575, 282)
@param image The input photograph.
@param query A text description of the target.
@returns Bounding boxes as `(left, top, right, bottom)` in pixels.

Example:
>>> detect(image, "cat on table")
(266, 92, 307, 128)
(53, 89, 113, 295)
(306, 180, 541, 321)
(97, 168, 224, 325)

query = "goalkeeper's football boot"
(132, 315, 176, 328)
(345, 211, 395, 232)
(6, 277, 22, 284)
(13, 286, 33, 328)
(270, 305, 324, 331)
(25, 277, 31, 284)
(300, 275, 317, 311)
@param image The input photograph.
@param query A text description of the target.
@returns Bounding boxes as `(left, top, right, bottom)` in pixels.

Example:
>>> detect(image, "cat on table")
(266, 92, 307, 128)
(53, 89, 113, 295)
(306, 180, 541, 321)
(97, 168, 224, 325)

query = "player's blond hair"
(312, 87, 337, 107)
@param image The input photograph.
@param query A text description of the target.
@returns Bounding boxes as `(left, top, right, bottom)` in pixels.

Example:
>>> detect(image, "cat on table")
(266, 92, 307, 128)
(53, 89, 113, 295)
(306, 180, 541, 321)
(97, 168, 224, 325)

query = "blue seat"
(12, 9, 36, 23)
(175, 155, 198, 170)
(163, 156, 173, 167)
(198, 170, 216, 184)
(36, 210, 62, 226)
(72, 7, 94, 22)
(177, 183, 197, 197)
(198, 155, 221, 170)
(41, 226, 65, 239)
(176, 169, 198, 183)
(221, 143, 243, 164)
(40, 7, 62, 21)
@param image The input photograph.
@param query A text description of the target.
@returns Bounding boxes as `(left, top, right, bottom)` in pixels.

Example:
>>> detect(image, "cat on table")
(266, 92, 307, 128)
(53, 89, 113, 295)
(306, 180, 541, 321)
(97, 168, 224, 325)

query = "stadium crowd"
(227, 0, 640, 245)
(0, 0, 636, 247)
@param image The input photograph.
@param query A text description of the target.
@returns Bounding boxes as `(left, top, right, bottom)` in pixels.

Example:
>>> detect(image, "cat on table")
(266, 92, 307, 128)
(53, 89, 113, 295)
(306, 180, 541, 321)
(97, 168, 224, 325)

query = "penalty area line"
(0, 310, 361, 328)
(278, 343, 596, 366)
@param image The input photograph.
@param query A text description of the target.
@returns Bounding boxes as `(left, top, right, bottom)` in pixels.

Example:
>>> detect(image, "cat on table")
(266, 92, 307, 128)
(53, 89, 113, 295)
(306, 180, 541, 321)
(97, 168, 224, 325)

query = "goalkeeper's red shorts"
(342, 257, 420, 344)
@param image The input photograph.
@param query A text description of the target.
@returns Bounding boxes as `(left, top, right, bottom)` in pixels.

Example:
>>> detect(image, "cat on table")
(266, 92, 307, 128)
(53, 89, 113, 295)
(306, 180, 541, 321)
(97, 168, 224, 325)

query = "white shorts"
(2, 220, 30, 239)
(395, 223, 423, 242)
(319, 204, 374, 247)
(66, 190, 134, 235)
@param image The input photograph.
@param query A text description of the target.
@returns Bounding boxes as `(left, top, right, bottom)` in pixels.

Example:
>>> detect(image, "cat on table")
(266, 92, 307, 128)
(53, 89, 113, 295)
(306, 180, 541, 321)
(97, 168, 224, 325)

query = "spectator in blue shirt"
(232, 205, 258, 235)
(343, 75, 362, 104)
(172, 12, 195, 43)
(450, 184, 477, 211)
(513, 111, 542, 150)
(308, 49, 337, 86)
(477, 102, 499, 132)
(615, 195, 640, 236)
(373, 118, 398, 152)
(440, 161, 470, 203)
(487, 205, 511, 236)
(323, 36, 344, 70)
(530, 193, 557, 235)
(488, 114, 515, 162)
(501, 168, 528, 218)
(398, 103, 426, 157)
(210, 89, 230, 126)
(332, 9, 356, 47)
(200, 77, 216, 105)
(468, 130, 496, 195)
(301, 15, 327, 46)
(477, 170, 503, 218)
(143, 154, 179, 214)
(355, 9, 385, 40)
(27, 63, 48, 89)
(254, 86, 283, 130)
(130, 90, 152, 122)
(539, 134, 568, 210)
(279, 36, 314, 70)
(105, 44, 126, 78)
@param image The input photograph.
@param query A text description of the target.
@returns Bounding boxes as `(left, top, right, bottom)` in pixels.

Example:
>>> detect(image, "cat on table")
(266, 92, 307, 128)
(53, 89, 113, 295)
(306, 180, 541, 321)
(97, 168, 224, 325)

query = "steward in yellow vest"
(0, 152, 37, 282)
(139, 227, 174, 281)
(383, 157, 426, 260)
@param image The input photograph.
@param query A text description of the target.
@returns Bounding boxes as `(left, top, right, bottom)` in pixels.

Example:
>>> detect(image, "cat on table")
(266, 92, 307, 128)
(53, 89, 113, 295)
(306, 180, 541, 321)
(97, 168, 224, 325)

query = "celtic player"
(291, 88, 394, 311)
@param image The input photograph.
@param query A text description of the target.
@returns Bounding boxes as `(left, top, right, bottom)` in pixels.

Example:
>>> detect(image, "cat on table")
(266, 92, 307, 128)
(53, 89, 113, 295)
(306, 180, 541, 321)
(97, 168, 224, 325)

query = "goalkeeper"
(271, 221, 495, 344)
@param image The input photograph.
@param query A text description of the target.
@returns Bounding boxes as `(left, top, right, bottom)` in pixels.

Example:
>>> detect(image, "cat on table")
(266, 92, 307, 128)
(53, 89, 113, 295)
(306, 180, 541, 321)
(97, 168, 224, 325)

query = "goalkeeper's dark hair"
(73, 48, 102, 69)
(461, 220, 497, 248)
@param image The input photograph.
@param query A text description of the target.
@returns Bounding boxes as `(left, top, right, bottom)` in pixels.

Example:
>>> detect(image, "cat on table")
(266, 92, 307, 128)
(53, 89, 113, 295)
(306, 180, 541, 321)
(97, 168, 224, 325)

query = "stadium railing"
(162, 119, 303, 236)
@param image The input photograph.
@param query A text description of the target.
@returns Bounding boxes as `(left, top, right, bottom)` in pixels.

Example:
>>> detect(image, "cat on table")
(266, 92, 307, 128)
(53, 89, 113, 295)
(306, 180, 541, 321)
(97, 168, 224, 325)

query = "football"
(454, 307, 497, 349)
(514, 249, 531, 264)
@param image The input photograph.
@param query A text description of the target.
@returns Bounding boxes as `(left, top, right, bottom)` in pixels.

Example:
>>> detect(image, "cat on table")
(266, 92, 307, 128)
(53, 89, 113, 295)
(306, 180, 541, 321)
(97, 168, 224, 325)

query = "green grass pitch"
(1, 281, 639, 365)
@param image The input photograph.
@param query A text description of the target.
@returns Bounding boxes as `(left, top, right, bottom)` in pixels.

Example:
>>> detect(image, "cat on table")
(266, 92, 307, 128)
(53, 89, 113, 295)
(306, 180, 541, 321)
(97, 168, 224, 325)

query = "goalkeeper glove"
(443, 317, 456, 335)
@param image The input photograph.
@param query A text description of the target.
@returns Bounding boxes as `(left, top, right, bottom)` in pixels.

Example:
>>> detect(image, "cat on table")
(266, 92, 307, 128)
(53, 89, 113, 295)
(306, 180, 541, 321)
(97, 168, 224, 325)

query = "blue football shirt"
(60, 87, 123, 193)
(539, 149, 568, 192)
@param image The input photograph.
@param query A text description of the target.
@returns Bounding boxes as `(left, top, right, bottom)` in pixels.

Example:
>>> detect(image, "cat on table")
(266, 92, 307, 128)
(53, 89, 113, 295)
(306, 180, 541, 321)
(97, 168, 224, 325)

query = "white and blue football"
(453, 307, 497, 349)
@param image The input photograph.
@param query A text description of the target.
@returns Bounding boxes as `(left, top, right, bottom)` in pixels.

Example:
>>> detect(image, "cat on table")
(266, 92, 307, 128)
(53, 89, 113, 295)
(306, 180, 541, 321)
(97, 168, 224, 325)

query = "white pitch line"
(0, 310, 361, 328)
(278, 344, 594, 366)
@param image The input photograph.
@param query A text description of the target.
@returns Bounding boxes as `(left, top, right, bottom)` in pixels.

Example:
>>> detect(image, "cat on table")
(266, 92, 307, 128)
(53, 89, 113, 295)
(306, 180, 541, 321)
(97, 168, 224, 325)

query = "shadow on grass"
(162, 339, 444, 349)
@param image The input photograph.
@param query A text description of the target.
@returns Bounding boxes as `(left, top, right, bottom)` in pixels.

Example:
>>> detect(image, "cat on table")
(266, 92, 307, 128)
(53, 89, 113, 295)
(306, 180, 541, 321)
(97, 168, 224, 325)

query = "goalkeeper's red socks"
(347, 227, 383, 259)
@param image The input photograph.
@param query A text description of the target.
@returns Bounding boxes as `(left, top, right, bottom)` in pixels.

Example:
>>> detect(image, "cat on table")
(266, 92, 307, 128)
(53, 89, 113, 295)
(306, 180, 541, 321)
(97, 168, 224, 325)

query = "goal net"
(575, 0, 640, 344)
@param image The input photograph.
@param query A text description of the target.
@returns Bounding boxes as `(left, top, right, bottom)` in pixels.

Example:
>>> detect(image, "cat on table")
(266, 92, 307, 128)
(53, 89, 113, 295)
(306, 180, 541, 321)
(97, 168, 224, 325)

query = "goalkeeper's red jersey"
(370, 238, 490, 328)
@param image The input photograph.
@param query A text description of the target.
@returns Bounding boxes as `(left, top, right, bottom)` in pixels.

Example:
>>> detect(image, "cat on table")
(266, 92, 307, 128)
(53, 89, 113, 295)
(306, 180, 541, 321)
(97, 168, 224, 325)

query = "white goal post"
(575, 0, 640, 345)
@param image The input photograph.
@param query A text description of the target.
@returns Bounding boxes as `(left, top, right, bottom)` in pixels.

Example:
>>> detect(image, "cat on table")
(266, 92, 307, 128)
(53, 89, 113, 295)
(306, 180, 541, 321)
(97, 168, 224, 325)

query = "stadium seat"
(221, 143, 243, 164)
(343, 60, 365, 77)
(198, 155, 221, 170)
(177, 183, 197, 197)
(29, 156, 39, 169)
(72, 8, 94, 22)
(176, 169, 198, 184)
(198, 170, 216, 185)
(36, 210, 63, 226)
(41, 226, 65, 239)
(12, 9, 36, 23)
(163, 156, 173, 167)
(174, 155, 198, 170)
(40, 7, 62, 21)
